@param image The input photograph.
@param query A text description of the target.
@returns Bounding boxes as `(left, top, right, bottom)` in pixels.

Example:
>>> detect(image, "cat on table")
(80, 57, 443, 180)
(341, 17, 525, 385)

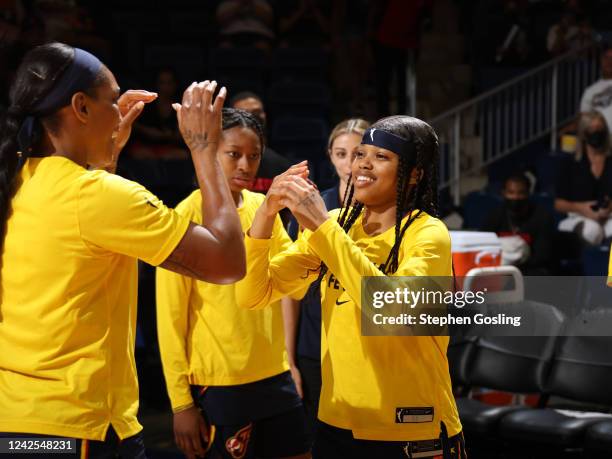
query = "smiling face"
(217, 126, 262, 196)
(351, 143, 400, 209)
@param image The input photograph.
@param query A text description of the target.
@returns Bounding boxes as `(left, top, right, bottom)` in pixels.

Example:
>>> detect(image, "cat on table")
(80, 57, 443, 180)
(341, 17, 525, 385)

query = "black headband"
(17, 47, 103, 154)
(361, 127, 416, 158)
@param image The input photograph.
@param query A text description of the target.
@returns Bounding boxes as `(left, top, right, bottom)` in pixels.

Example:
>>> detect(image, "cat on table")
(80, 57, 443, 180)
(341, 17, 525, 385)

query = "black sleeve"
(555, 157, 573, 201)
(524, 206, 555, 268)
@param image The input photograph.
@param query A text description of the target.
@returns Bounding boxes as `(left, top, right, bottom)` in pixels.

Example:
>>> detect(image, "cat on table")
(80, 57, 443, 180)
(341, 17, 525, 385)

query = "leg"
(116, 430, 148, 459)
(206, 422, 255, 459)
(578, 218, 605, 245)
(253, 406, 310, 459)
(297, 356, 322, 445)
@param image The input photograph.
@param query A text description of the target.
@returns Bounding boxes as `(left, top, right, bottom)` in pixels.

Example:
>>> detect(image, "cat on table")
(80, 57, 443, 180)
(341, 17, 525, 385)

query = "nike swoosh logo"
(335, 299, 349, 306)
(145, 199, 158, 209)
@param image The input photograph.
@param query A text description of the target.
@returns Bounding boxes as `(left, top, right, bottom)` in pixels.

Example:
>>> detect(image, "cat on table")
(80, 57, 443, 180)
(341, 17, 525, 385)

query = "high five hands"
(266, 161, 330, 231)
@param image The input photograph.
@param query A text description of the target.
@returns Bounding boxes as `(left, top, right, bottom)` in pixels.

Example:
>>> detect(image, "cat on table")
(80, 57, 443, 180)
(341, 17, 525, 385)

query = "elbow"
(218, 262, 247, 284)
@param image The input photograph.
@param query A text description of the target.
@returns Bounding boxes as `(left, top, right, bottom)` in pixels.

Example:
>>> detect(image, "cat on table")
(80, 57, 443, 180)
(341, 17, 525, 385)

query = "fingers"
(199, 418, 210, 444)
(189, 431, 205, 458)
(182, 81, 198, 109)
(118, 90, 157, 108)
(202, 80, 217, 110)
(191, 81, 205, 110)
(120, 100, 145, 127)
(212, 85, 227, 115)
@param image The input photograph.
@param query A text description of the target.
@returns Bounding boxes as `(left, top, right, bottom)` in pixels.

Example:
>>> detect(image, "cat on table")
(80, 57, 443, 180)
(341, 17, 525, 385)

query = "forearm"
(554, 198, 580, 214)
(249, 203, 277, 239)
(193, 147, 244, 248)
(156, 269, 195, 410)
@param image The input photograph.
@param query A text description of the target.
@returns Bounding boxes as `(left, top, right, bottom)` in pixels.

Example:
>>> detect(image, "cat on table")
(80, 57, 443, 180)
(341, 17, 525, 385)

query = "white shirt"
(580, 78, 612, 135)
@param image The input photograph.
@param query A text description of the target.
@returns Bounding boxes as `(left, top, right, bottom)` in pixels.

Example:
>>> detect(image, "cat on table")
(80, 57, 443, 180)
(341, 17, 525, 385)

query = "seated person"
(129, 67, 188, 159)
(216, 0, 274, 50)
(555, 111, 612, 245)
(481, 174, 554, 275)
(277, 0, 331, 48)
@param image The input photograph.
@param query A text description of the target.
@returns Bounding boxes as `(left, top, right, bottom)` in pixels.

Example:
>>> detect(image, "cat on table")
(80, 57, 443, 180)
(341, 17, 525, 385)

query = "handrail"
(430, 42, 602, 205)
(430, 45, 597, 124)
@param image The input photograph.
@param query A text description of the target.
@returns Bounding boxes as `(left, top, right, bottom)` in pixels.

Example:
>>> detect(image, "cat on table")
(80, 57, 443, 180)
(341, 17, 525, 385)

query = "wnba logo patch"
(225, 423, 252, 459)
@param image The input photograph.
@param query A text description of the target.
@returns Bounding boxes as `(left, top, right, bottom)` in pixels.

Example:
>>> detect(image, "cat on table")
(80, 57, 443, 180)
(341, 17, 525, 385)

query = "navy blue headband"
(361, 127, 416, 159)
(17, 47, 103, 154)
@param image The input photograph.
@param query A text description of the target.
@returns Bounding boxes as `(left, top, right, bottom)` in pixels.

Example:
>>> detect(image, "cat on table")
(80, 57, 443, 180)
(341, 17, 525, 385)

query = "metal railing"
(431, 45, 602, 205)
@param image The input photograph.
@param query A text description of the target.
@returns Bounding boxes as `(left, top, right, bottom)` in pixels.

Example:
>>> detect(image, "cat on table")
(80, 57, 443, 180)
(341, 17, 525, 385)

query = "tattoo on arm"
(297, 192, 321, 221)
(183, 130, 213, 151)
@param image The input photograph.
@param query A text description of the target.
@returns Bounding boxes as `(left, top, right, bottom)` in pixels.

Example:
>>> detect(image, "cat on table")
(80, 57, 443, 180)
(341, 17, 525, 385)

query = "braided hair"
(319, 115, 439, 279)
(221, 107, 265, 151)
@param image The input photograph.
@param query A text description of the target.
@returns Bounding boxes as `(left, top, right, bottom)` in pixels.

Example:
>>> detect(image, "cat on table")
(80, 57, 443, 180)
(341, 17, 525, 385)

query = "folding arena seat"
(500, 309, 612, 452)
(447, 333, 477, 396)
(584, 421, 612, 454)
(456, 301, 564, 437)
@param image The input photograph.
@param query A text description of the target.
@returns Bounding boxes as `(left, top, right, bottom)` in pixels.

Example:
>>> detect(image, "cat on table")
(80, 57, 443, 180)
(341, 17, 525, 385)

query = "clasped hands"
(265, 161, 330, 232)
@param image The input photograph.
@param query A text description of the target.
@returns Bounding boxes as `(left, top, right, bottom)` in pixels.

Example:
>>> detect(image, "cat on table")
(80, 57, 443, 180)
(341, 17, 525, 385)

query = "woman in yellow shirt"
(0, 43, 245, 457)
(236, 116, 466, 458)
(157, 108, 309, 459)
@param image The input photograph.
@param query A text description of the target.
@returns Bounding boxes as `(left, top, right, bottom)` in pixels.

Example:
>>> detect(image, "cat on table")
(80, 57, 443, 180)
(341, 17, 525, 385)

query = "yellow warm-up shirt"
(0, 157, 190, 440)
(608, 243, 612, 286)
(156, 189, 292, 412)
(236, 209, 462, 441)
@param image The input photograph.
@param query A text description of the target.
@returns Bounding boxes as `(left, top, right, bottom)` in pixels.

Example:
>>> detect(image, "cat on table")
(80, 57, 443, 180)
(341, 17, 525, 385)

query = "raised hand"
(112, 89, 157, 157)
(173, 81, 226, 155)
(263, 161, 310, 216)
(279, 175, 329, 231)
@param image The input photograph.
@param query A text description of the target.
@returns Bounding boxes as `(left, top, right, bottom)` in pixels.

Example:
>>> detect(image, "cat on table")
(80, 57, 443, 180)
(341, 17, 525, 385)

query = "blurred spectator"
(129, 68, 188, 160)
(493, 0, 531, 65)
(580, 43, 612, 136)
(368, 0, 431, 117)
(547, 11, 595, 56)
(555, 111, 612, 245)
(0, 0, 25, 45)
(481, 174, 554, 275)
(215, 0, 274, 51)
(230, 91, 291, 193)
(34, 0, 111, 61)
(278, 0, 331, 48)
(330, 0, 369, 114)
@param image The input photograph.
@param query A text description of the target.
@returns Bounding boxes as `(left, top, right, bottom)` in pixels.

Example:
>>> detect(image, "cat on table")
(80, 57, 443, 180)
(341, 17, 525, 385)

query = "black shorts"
(312, 421, 467, 459)
(196, 406, 308, 459)
(192, 371, 309, 458)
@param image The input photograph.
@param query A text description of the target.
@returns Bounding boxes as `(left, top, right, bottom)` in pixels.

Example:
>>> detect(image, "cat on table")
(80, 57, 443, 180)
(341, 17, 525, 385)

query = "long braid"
(337, 174, 354, 228)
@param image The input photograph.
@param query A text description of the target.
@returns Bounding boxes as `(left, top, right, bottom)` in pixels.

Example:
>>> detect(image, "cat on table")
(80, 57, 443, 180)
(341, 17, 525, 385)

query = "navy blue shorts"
(192, 371, 309, 458)
(312, 421, 467, 459)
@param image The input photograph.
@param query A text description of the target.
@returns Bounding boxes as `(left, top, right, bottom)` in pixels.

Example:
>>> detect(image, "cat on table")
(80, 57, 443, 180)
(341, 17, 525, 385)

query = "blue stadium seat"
(267, 80, 331, 118)
(271, 47, 329, 82)
(462, 191, 502, 230)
